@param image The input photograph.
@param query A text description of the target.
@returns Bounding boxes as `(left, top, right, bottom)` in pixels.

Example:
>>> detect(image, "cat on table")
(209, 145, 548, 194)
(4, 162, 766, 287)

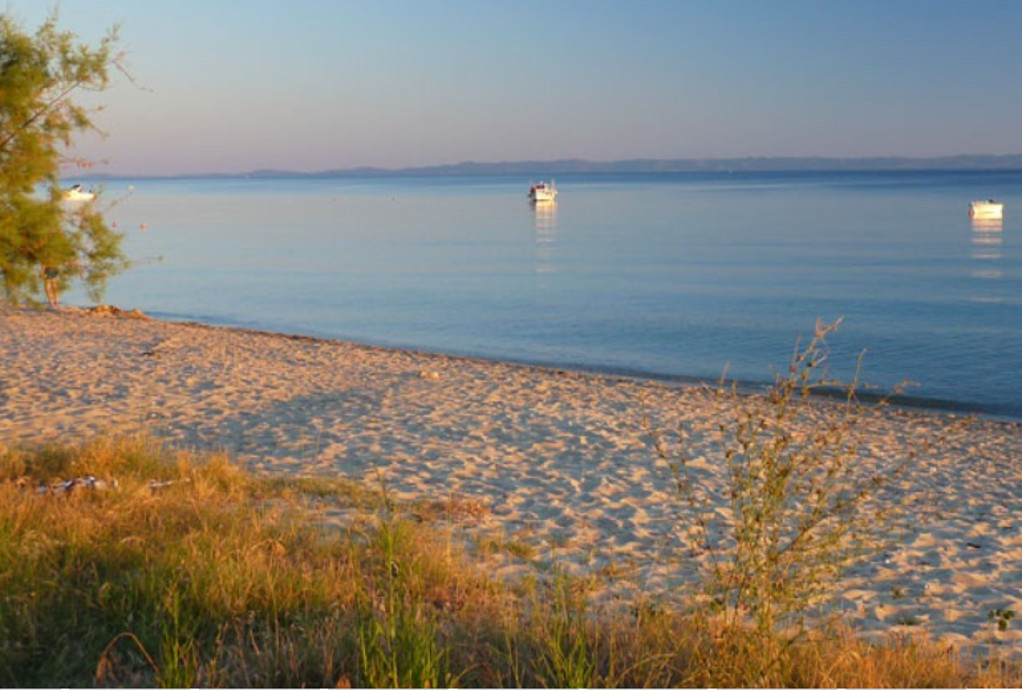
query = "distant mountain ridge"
(87, 154, 1022, 179)
(249, 154, 1022, 177)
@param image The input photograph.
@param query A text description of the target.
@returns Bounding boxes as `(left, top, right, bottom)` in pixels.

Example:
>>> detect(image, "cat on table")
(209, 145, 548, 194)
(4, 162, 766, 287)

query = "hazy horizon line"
(68, 153, 1022, 180)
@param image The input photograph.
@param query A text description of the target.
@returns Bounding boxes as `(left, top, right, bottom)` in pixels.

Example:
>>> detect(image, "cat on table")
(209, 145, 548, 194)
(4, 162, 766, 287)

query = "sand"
(2, 306, 1022, 652)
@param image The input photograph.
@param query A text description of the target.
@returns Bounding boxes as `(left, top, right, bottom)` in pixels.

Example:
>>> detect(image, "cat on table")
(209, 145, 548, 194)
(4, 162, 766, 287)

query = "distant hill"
(249, 155, 1022, 177)
(83, 155, 1022, 179)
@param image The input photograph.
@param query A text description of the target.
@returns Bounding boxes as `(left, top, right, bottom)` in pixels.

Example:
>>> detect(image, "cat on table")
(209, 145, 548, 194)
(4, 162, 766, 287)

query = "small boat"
(528, 180, 558, 203)
(969, 199, 1003, 220)
(63, 184, 96, 202)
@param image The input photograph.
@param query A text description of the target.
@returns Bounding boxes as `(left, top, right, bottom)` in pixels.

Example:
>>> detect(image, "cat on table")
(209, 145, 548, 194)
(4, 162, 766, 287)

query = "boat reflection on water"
(532, 200, 558, 274)
(971, 218, 1003, 281)
(971, 217, 1003, 233)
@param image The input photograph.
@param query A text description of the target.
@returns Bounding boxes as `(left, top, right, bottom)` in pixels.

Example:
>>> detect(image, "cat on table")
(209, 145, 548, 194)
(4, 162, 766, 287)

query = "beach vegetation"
(0, 10, 128, 306)
(2, 434, 1020, 687)
(989, 608, 1016, 631)
(647, 318, 931, 681)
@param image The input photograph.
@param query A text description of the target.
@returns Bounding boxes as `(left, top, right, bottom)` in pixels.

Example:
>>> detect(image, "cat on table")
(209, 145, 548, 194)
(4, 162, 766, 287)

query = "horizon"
(10, 0, 1022, 176)
(64, 153, 1022, 181)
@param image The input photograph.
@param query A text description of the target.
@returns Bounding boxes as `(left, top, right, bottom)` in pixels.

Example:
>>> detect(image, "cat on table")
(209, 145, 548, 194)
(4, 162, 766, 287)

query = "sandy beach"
(2, 306, 1022, 652)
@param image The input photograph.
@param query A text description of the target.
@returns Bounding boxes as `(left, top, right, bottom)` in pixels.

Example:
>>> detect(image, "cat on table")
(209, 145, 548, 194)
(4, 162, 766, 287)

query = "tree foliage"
(0, 11, 127, 304)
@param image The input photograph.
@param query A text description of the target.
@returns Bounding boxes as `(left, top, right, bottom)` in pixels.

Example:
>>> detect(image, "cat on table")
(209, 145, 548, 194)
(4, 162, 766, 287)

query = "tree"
(0, 11, 127, 306)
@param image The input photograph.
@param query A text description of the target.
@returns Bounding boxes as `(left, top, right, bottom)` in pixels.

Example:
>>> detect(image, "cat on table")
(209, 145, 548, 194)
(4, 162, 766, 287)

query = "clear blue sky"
(9, 0, 1022, 175)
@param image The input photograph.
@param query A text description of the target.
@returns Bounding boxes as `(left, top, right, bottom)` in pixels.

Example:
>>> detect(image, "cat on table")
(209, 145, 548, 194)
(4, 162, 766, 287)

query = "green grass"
(1, 434, 1019, 687)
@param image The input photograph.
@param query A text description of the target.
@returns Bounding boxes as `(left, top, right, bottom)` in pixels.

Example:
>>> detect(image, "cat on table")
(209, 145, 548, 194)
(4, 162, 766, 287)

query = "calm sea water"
(70, 171, 1022, 419)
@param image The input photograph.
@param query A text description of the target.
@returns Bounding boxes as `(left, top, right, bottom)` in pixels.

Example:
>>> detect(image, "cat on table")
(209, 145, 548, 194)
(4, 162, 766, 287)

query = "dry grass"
(1, 434, 1019, 687)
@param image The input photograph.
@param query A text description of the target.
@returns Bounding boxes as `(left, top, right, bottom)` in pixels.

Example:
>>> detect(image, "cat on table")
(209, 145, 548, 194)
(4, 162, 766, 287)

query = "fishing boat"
(528, 180, 558, 203)
(63, 184, 96, 202)
(969, 199, 1003, 221)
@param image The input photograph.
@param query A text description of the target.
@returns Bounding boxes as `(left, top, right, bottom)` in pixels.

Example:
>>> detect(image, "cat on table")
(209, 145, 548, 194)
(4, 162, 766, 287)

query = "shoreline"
(3, 306, 1022, 651)
(124, 307, 1022, 424)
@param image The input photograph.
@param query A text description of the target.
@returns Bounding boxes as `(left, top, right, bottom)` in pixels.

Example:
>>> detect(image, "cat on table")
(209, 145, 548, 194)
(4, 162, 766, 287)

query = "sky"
(8, 0, 1022, 175)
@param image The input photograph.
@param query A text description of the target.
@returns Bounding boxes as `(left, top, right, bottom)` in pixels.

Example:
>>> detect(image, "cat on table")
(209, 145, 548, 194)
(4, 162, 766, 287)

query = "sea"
(66, 170, 1022, 420)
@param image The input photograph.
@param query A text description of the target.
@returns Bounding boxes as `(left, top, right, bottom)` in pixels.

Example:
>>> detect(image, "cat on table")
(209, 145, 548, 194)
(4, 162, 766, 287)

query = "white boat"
(528, 180, 558, 203)
(63, 184, 96, 202)
(969, 199, 1003, 221)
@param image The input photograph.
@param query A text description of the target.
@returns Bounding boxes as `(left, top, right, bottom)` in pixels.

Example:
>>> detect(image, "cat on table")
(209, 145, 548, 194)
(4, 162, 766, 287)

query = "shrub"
(648, 319, 926, 680)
